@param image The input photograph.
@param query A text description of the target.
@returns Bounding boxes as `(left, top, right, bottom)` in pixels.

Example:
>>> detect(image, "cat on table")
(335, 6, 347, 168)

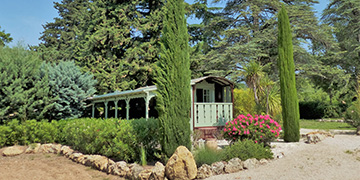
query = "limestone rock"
(224, 158, 243, 173)
(259, 159, 269, 165)
(149, 162, 165, 180)
(39, 144, 61, 154)
(2, 146, 24, 156)
(138, 169, 152, 180)
(243, 158, 259, 169)
(196, 164, 213, 179)
(128, 163, 144, 180)
(92, 155, 113, 172)
(305, 131, 334, 144)
(25, 143, 41, 154)
(205, 140, 218, 150)
(165, 146, 197, 180)
(211, 161, 226, 175)
(60, 145, 74, 157)
(69, 153, 83, 162)
(113, 161, 130, 177)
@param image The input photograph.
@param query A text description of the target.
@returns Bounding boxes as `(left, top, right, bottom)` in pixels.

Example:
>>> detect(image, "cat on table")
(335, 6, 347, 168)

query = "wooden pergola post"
(104, 101, 108, 119)
(125, 98, 130, 120)
(92, 103, 95, 118)
(114, 100, 118, 119)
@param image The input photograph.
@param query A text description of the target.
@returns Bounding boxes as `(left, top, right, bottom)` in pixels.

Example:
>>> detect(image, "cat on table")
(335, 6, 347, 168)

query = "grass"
(300, 119, 356, 130)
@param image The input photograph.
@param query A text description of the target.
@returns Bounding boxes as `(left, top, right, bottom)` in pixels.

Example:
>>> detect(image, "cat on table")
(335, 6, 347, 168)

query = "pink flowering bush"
(223, 114, 282, 145)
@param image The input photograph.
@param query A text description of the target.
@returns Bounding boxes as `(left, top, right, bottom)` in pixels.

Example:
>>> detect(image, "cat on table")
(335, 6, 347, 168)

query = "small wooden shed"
(88, 76, 234, 131)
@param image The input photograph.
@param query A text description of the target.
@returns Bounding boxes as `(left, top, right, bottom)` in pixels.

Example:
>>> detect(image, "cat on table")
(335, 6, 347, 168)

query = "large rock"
(69, 152, 84, 162)
(224, 158, 243, 173)
(305, 131, 334, 144)
(196, 164, 213, 179)
(259, 159, 269, 165)
(165, 146, 197, 180)
(205, 140, 218, 150)
(211, 161, 226, 175)
(92, 155, 114, 172)
(25, 143, 41, 154)
(112, 161, 130, 177)
(138, 169, 152, 180)
(128, 163, 144, 180)
(60, 145, 74, 157)
(2, 146, 24, 156)
(243, 158, 259, 169)
(38, 144, 61, 154)
(149, 162, 165, 180)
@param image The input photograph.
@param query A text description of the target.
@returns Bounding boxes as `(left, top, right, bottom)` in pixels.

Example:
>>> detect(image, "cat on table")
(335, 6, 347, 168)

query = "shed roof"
(88, 76, 233, 101)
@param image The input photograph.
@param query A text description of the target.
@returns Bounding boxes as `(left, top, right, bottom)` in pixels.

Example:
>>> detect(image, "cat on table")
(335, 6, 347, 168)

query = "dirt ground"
(207, 135, 360, 180)
(0, 148, 124, 180)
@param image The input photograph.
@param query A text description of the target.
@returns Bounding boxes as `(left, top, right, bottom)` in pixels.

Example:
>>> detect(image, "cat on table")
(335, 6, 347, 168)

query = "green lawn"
(299, 119, 356, 130)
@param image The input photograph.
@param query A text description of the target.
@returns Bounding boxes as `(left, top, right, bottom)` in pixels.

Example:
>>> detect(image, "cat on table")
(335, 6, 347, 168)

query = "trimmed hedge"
(0, 118, 160, 162)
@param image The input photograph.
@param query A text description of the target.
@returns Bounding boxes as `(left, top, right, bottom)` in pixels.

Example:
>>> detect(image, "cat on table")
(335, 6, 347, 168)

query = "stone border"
(1, 143, 272, 180)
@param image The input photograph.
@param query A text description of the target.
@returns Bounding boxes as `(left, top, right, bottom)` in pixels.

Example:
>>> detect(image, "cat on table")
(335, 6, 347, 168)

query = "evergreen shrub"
(222, 139, 273, 161)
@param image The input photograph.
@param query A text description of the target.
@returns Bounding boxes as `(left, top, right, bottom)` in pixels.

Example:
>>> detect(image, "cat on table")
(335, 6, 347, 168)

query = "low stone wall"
(1, 143, 272, 180)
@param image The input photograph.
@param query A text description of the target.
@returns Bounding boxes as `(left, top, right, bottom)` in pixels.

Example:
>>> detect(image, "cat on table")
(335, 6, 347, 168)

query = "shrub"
(222, 139, 273, 161)
(194, 146, 224, 167)
(61, 118, 137, 162)
(223, 114, 281, 145)
(131, 118, 161, 162)
(344, 100, 360, 128)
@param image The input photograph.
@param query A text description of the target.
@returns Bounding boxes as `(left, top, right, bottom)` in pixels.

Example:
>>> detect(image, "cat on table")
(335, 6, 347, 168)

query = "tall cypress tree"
(278, 5, 300, 142)
(155, 0, 191, 156)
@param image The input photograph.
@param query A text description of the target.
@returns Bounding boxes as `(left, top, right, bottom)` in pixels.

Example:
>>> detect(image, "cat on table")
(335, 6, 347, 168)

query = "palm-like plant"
(239, 60, 264, 105)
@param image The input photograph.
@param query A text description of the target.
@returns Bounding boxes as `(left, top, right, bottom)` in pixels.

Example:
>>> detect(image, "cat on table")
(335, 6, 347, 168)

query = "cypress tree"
(155, 0, 191, 156)
(277, 5, 300, 142)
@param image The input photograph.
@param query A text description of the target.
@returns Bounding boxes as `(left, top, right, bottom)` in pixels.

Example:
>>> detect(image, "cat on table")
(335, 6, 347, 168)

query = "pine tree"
(0, 26, 13, 47)
(0, 46, 49, 122)
(277, 5, 300, 142)
(40, 61, 97, 120)
(155, 0, 191, 156)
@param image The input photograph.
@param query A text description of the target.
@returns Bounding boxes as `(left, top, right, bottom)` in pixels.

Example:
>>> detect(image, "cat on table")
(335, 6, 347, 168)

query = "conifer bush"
(277, 5, 300, 142)
(155, 0, 191, 157)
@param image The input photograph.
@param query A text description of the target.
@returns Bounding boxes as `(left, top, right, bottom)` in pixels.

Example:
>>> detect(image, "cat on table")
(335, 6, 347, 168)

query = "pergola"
(88, 85, 157, 120)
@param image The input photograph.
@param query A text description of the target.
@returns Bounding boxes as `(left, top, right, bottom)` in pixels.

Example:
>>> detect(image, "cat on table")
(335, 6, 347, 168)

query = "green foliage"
(233, 88, 256, 115)
(36, 0, 164, 94)
(0, 46, 50, 122)
(61, 118, 136, 162)
(40, 61, 96, 120)
(131, 118, 161, 162)
(223, 114, 282, 145)
(0, 118, 160, 163)
(0, 119, 59, 147)
(222, 139, 273, 161)
(155, 0, 191, 157)
(140, 146, 147, 166)
(0, 26, 13, 46)
(194, 146, 223, 168)
(278, 5, 300, 142)
(299, 101, 326, 119)
(344, 86, 360, 128)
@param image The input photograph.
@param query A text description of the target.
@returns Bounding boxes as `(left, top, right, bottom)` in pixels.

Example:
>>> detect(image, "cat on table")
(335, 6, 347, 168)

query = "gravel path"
(206, 134, 360, 180)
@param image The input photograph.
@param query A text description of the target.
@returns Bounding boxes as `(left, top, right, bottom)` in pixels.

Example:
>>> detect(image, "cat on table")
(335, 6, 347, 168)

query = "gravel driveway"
(206, 134, 360, 180)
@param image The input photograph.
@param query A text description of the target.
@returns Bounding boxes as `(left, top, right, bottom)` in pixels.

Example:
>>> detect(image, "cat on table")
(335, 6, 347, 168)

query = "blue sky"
(0, 0, 329, 47)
